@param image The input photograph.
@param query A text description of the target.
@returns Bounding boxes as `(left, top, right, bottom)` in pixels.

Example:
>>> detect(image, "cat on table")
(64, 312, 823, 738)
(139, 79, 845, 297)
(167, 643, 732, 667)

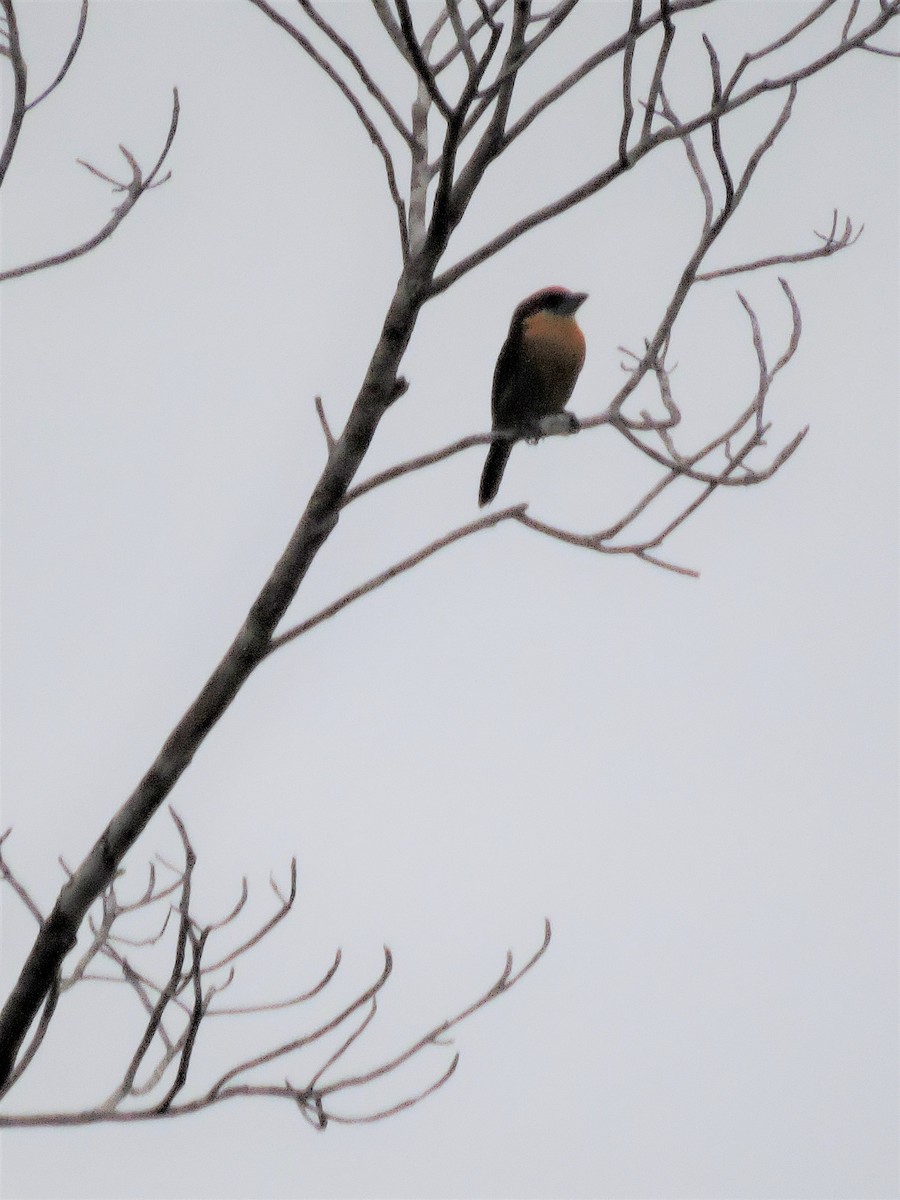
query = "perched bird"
(478, 286, 588, 506)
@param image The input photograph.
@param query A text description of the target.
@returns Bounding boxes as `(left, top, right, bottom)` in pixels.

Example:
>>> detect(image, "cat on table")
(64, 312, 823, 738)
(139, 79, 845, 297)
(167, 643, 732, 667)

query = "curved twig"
(267, 506, 527, 653)
(199, 859, 297, 974)
(0, 0, 27, 190)
(0, 89, 180, 282)
(696, 212, 861, 280)
(25, 0, 88, 110)
(395, 0, 451, 119)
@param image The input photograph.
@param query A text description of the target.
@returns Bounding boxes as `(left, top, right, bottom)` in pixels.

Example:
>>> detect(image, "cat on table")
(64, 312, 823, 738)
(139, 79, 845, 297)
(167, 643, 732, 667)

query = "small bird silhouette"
(478, 286, 588, 506)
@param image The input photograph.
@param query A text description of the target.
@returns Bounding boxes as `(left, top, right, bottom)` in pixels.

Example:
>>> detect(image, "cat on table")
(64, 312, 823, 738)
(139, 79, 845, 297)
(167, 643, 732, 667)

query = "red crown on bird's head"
(513, 286, 589, 322)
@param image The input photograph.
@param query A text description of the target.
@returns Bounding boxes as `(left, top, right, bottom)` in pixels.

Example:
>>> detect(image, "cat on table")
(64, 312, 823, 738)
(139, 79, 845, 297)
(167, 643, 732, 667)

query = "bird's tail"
(478, 440, 512, 506)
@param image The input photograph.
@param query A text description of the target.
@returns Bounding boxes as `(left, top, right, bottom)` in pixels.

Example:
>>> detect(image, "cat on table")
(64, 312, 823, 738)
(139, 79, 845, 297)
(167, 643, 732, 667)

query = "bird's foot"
(538, 411, 581, 438)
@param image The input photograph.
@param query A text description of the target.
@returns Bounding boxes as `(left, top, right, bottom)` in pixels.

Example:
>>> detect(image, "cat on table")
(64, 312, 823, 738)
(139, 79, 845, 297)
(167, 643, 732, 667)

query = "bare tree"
(1, 0, 897, 1124)
(0, 814, 549, 1124)
(0, 0, 178, 281)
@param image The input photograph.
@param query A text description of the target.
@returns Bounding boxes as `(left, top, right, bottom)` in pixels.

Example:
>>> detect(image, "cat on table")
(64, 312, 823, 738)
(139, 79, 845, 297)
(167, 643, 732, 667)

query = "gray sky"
(1, 2, 898, 1197)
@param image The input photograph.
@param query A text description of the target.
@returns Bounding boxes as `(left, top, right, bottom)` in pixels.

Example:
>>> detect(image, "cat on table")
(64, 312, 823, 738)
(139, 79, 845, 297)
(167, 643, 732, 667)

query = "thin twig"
(434, 3, 891, 294)
(344, 432, 493, 506)
(703, 35, 733, 209)
(199, 860, 297, 974)
(319, 921, 552, 1101)
(25, 0, 88, 110)
(206, 949, 394, 1098)
(315, 396, 336, 452)
(642, 0, 674, 139)
(203, 878, 249, 934)
(319, 1053, 460, 1125)
(0, 90, 180, 282)
(445, 0, 478, 73)
(432, 0, 505, 74)
(247, 0, 409, 260)
(842, 0, 862, 41)
(0, 0, 27, 189)
(658, 86, 713, 231)
(305, 999, 379, 1093)
(696, 213, 860, 279)
(725, 0, 841, 97)
(0, 831, 44, 923)
(619, 1, 642, 165)
(395, 0, 451, 119)
(156, 924, 209, 1112)
(208, 949, 342, 1016)
(294, 0, 415, 146)
(117, 812, 196, 1099)
(0, 979, 59, 1101)
(860, 40, 900, 56)
(267, 507, 527, 653)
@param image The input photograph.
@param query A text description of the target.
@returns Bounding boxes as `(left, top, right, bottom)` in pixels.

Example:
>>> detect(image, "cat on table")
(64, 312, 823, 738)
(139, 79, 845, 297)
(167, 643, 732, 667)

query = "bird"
(478, 286, 588, 506)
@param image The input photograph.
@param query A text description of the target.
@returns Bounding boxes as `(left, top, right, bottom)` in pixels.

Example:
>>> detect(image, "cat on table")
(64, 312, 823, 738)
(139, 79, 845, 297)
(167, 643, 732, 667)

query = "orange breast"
(521, 311, 586, 411)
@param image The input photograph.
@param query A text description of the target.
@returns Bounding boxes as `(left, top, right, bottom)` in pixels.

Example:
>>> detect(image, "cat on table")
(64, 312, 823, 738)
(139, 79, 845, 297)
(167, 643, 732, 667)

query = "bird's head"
(515, 286, 589, 323)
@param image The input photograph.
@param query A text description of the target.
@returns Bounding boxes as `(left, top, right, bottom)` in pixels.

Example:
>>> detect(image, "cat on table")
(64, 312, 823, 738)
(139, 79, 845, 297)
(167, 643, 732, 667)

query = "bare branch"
(730, 1, 897, 96)
(207, 948, 395, 1098)
(603, 79, 798, 418)
(293, 0, 414, 145)
(395, 0, 451, 119)
(725, 0, 842, 97)
(24, 0, 88, 110)
(0, 830, 44, 923)
(468, 0, 581, 118)
(317, 920, 553, 1102)
(436, 5, 892, 292)
(842, 0, 862, 42)
(203, 878, 249, 934)
(118, 864, 158, 913)
(737, 290, 770, 430)
(702, 35, 733, 208)
(267, 506, 527, 653)
(117, 813, 196, 1100)
(0, 90, 180, 282)
(315, 396, 336, 452)
(247, 0, 409, 260)
(320, 1052, 460, 1125)
(696, 211, 861, 279)
(156, 924, 208, 1112)
(619, 1, 643, 165)
(114, 954, 176, 1044)
(730, 83, 797, 208)
(0, 919, 550, 1127)
(305, 999, 379, 1093)
(344, 432, 493, 506)
(425, 12, 506, 252)
(446, 0, 478, 74)
(370, 0, 415, 63)
(432, 0, 506, 75)
(497, 0, 716, 151)
(68, 893, 119, 988)
(0, 0, 27, 189)
(419, 2, 453, 60)
(611, 278, 804, 498)
(642, 0, 675, 140)
(208, 949, 342, 1017)
(860, 40, 900, 56)
(0, 979, 59, 1102)
(658, 86, 713, 231)
(199, 859, 297, 974)
(770, 277, 802, 378)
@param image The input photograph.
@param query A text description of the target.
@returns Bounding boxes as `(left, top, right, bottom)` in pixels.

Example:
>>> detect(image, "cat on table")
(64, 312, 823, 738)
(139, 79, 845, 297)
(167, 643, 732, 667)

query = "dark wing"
(490, 324, 524, 429)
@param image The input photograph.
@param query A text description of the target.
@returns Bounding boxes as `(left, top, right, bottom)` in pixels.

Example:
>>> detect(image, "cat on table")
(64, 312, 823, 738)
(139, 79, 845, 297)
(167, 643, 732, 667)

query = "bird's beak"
(564, 292, 589, 315)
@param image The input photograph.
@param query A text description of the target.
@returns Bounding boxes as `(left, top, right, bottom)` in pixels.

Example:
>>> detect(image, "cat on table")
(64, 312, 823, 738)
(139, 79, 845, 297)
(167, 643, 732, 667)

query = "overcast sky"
(1, 2, 898, 1198)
